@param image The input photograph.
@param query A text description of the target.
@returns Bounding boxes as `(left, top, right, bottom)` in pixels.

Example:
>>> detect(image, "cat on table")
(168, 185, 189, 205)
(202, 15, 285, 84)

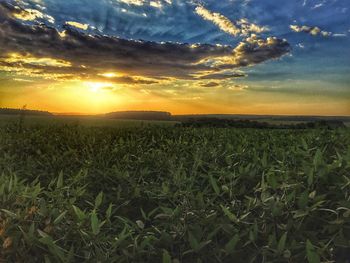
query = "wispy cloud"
(65, 21, 89, 30)
(195, 5, 241, 36)
(195, 5, 268, 38)
(118, 0, 146, 6)
(200, 82, 219, 87)
(117, 0, 169, 9)
(290, 24, 331, 37)
(9, 5, 55, 23)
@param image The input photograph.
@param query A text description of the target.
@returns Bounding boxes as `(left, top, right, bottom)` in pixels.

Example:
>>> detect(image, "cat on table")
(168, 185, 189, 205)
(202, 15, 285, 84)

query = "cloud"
(0, 2, 290, 85)
(195, 5, 268, 37)
(198, 72, 246, 80)
(4, 2, 55, 23)
(215, 35, 291, 68)
(117, 0, 169, 9)
(150, 1, 162, 8)
(234, 37, 290, 66)
(65, 21, 89, 30)
(311, 3, 324, 9)
(201, 82, 219, 87)
(195, 5, 241, 36)
(97, 75, 159, 85)
(228, 84, 248, 91)
(237, 18, 269, 35)
(118, 0, 146, 6)
(4, 53, 72, 68)
(290, 25, 332, 37)
(333, 33, 347, 37)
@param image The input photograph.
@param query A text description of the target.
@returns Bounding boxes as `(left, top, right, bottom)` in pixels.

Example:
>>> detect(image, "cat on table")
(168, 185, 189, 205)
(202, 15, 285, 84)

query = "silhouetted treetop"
(0, 108, 53, 116)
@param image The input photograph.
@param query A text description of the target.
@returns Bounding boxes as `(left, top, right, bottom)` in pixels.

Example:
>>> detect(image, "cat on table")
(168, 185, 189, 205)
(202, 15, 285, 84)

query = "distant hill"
(0, 108, 53, 116)
(1, 108, 349, 124)
(173, 114, 350, 123)
(105, 111, 172, 121)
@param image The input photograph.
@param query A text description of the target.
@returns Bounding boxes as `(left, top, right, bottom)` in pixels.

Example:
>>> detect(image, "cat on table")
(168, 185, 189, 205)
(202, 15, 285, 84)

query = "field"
(0, 121, 350, 262)
(0, 114, 177, 128)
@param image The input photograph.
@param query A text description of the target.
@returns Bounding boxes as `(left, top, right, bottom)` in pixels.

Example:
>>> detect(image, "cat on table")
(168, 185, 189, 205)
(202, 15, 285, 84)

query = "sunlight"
(5, 53, 72, 68)
(38, 80, 126, 114)
(100, 72, 120, 78)
(85, 81, 113, 93)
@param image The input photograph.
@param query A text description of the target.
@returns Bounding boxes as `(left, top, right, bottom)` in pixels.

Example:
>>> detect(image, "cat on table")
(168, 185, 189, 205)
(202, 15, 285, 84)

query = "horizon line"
(1, 107, 350, 118)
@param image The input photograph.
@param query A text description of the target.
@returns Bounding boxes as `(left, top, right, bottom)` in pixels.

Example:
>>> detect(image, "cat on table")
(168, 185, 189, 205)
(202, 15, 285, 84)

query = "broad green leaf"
(106, 203, 113, 220)
(136, 220, 145, 229)
(95, 192, 103, 208)
(72, 205, 85, 221)
(39, 236, 54, 246)
(91, 212, 100, 235)
(313, 149, 323, 168)
(44, 255, 52, 263)
(37, 229, 49, 238)
(225, 234, 239, 254)
(57, 172, 63, 188)
(277, 232, 287, 254)
(162, 250, 172, 263)
(188, 232, 199, 250)
(267, 172, 278, 189)
(306, 240, 320, 263)
(307, 169, 314, 186)
(220, 205, 239, 223)
(301, 138, 308, 150)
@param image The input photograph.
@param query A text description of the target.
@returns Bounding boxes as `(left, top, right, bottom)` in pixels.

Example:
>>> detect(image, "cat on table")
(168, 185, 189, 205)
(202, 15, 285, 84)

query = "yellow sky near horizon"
(1, 79, 349, 116)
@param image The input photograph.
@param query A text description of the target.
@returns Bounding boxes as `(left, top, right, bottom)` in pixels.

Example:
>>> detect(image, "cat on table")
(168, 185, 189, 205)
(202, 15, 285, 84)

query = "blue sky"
(0, 0, 349, 114)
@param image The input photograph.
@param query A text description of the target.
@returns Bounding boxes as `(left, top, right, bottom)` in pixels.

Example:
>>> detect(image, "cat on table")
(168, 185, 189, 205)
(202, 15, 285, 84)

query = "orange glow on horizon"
(1, 80, 349, 116)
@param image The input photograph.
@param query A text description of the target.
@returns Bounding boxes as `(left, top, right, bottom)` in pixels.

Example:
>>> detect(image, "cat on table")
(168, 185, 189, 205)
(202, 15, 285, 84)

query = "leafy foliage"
(0, 124, 349, 262)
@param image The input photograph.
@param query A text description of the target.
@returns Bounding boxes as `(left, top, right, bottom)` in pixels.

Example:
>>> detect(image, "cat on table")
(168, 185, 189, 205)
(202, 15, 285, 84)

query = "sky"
(0, 0, 349, 115)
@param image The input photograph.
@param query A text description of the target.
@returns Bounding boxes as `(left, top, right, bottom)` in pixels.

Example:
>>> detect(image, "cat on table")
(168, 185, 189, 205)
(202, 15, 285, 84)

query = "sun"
(100, 72, 119, 78)
(85, 81, 112, 93)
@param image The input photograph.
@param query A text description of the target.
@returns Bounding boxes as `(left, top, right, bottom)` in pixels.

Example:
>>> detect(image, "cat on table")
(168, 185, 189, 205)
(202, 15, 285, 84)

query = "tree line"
(0, 108, 52, 116)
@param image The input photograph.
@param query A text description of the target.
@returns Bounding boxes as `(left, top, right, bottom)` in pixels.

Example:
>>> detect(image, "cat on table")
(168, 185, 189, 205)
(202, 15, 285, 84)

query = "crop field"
(0, 123, 350, 262)
(0, 115, 177, 128)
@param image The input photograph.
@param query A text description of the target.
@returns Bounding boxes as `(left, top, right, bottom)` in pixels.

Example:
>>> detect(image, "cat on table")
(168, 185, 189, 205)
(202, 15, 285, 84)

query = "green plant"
(0, 124, 349, 262)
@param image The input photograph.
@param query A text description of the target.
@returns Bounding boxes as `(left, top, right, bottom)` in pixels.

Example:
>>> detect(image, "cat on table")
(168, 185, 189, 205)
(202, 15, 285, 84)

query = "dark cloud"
(200, 82, 219, 87)
(198, 72, 246, 80)
(230, 36, 292, 67)
(97, 75, 159, 85)
(0, 2, 291, 84)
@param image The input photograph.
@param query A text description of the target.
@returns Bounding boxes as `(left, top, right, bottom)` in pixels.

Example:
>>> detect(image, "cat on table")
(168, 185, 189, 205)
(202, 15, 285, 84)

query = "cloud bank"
(0, 2, 290, 85)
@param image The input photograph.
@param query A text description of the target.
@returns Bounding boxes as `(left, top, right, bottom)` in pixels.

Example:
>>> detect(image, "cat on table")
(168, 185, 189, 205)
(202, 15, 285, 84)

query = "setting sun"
(85, 81, 113, 93)
(100, 72, 120, 78)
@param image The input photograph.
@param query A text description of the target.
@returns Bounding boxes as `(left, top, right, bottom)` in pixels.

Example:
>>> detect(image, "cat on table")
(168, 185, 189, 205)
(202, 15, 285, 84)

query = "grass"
(0, 122, 349, 262)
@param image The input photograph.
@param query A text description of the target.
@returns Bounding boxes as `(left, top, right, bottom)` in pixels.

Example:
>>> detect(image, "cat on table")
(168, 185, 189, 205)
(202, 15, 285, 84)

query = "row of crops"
(0, 124, 349, 262)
